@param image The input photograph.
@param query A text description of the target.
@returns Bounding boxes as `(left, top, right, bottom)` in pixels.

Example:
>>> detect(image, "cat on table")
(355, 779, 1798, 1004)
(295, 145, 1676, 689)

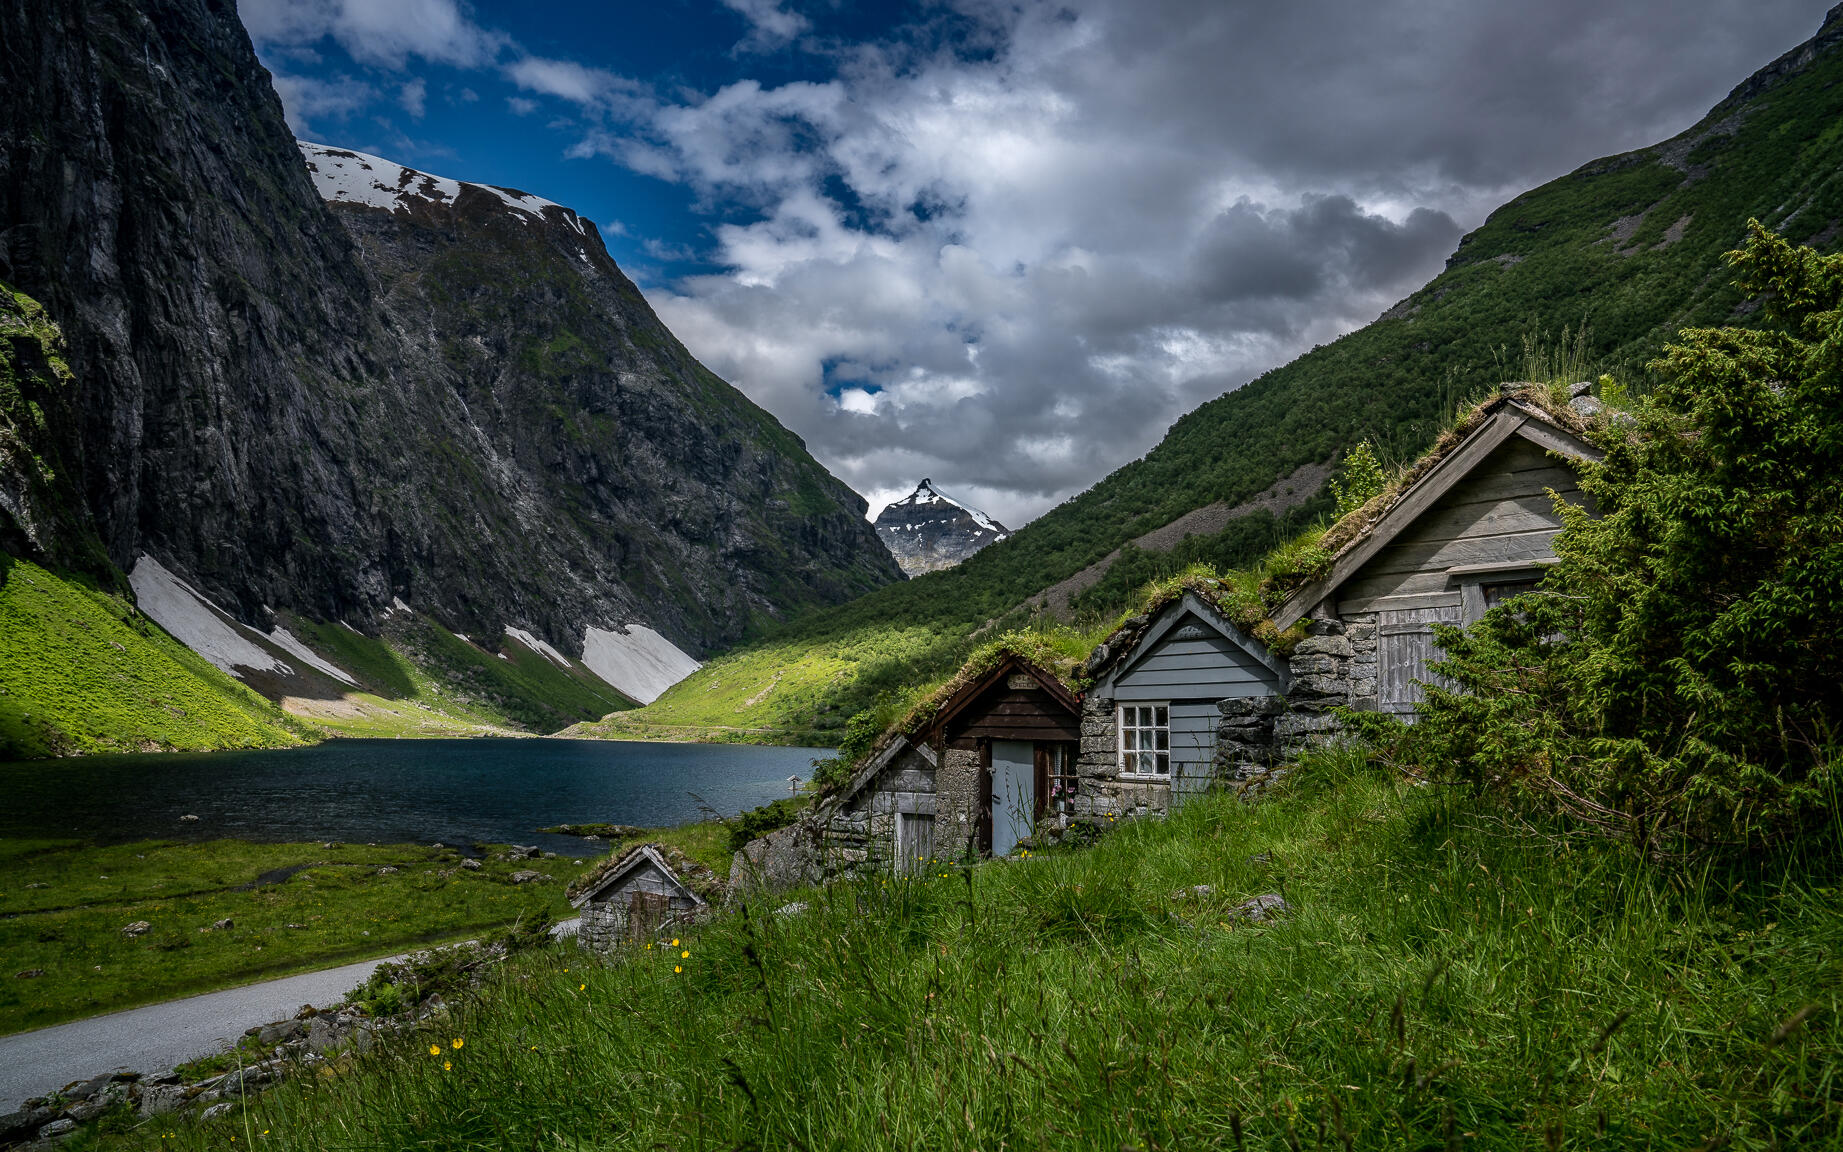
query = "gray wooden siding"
(1168, 702, 1218, 804)
(1112, 625, 1278, 701)
(1338, 439, 1586, 616)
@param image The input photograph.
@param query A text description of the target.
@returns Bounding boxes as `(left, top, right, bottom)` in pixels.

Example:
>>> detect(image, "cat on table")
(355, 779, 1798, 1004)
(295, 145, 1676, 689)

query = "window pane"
(1155, 706, 1167, 726)
(1156, 753, 1169, 775)
(1155, 730, 1168, 751)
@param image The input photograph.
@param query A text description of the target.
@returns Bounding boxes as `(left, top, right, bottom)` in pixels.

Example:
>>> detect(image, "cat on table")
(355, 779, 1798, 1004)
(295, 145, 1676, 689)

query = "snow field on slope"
(297, 142, 584, 233)
(128, 556, 356, 685)
(581, 626, 702, 705)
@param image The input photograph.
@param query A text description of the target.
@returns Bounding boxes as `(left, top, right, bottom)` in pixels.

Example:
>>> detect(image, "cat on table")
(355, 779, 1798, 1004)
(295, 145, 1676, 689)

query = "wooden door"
(989, 740, 1035, 856)
(627, 890, 670, 940)
(1379, 605, 1462, 716)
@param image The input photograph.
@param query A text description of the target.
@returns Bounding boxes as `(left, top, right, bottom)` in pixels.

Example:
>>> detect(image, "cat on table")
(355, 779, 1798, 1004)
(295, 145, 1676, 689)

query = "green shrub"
(1349, 222, 1843, 852)
(725, 797, 807, 855)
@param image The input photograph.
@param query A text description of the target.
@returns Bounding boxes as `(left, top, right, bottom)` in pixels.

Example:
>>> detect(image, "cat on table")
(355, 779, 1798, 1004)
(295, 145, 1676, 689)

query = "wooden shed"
(571, 843, 709, 951)
(1081, 589, 1292, 810)
(922, 654, 1082, 859)
(1272, 395, 1601, 748)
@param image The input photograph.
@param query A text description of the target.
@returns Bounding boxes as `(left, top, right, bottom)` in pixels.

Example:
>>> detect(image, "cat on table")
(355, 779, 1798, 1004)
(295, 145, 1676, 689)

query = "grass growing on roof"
(115, 751, 1838, 1150)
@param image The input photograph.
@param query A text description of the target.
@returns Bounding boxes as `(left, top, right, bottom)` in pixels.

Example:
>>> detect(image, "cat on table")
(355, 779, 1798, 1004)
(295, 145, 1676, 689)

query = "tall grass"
(125, 753, 1837, 1150)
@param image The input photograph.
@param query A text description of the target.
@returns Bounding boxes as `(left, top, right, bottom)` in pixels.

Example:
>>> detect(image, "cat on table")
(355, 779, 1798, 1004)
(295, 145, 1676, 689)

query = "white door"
(990, 740, 1035, 857)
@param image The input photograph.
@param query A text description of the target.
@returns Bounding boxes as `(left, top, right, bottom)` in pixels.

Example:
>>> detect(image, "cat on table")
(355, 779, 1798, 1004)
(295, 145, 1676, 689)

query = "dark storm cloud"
(242, 0, 1837, 524)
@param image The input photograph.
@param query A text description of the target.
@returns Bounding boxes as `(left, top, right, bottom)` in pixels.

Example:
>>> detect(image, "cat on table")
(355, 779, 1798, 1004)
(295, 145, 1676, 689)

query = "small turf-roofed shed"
(1081, 589, 1292, 811)
(571, 843, 709, 951)
(922, 653, 1083, 859)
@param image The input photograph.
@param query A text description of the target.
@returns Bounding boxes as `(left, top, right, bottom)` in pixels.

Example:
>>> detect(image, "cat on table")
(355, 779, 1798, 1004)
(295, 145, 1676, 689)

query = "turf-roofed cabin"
(733, 653, 1083, 884)
(572, 844, 710, 951)
(1079, 590, 1292, 814)
(1271, 392, 1601, 753)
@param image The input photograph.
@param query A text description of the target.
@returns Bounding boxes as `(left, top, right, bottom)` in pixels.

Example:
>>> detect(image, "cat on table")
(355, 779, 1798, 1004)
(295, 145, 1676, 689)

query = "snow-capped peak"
(297, 141, 584, 233)
(901, 479, 1006, 536)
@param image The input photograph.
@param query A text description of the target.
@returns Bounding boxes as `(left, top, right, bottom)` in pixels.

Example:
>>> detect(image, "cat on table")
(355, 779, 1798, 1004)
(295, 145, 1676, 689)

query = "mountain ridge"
(873, 479, 1010, 577)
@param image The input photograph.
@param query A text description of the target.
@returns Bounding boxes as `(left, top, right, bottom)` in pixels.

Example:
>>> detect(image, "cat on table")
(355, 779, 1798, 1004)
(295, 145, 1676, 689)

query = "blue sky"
(241, 0, 1835, 525)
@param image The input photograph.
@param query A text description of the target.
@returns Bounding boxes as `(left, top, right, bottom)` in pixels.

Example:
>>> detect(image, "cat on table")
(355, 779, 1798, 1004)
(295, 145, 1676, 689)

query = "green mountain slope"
(622, 5, 1843, 742)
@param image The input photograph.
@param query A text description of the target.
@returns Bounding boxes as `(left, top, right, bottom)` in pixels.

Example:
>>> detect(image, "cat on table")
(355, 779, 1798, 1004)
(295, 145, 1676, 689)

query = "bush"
(725, 796, 807, 855)
(1351, 222, 1843, 853)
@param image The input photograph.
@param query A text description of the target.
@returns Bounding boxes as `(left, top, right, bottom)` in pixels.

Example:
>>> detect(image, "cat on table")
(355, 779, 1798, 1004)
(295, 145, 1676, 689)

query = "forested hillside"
(617, 4, 1843, 743)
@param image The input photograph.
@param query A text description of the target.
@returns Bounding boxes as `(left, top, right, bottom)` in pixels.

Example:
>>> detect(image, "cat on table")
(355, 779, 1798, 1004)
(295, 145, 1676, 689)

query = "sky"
(239, 0, 1836, 526)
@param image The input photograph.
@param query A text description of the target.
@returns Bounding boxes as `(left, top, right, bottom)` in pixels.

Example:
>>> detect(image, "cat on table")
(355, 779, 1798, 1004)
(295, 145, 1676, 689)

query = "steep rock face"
(0, 0, 899, 673)
(297, 143, 898, 655)
(874, 480, 1009, 577)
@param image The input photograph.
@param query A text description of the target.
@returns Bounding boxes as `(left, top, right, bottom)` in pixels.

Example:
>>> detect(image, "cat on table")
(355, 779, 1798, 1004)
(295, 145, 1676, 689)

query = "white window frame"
(1117, 703, 1171, 779)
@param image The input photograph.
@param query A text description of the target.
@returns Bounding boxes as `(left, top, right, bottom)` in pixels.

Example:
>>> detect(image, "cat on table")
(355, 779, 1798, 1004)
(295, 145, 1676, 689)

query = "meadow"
(104, 751, 1838, 1150)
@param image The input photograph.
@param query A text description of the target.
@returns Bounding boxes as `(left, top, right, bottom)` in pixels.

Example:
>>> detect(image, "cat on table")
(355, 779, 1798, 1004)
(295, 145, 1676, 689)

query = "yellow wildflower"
(451, 1038, 463, 1049)
(671, 938, 679, 946)
(681, 950, 689, 959)
(429, 1044, 441, 1056)
(443, 1060, 452, 1071)
(674, 965, 682, 973)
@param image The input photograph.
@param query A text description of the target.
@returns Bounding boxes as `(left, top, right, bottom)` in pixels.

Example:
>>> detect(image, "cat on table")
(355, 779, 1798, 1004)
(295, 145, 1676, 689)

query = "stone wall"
(1217, 696, 1284, 781)
(934, 747, 984, 858)
(1274, 615, 1379, 757)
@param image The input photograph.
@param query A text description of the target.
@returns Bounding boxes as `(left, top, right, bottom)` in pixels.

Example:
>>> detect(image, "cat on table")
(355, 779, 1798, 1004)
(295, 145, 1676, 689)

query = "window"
(1482, 579, 1540, 610)
(1045, 743, 1078, 813)
(1118, 704, 1169, 776)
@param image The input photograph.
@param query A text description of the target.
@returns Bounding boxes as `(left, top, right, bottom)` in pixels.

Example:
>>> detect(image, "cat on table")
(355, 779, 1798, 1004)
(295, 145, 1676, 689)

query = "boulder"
(37, 1117, 78, 1139)
(0, 1107, 57, 1144)
(508, 870, 551, 885)
(138, 1085, 187, 1117)
(459, 858, 482, 871)
(200, 1103, 235, 1121)
(120, 921, 151, 937)
(1225, 893, 1290, 922)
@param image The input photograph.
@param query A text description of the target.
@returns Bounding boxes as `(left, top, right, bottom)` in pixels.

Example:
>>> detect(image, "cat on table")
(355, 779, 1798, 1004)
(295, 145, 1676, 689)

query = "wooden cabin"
(572, 843, 709, 951)
(1270, 395, 1600, 750)
(774, 652, 1082, 875)
(1080, 590, 1292, 812)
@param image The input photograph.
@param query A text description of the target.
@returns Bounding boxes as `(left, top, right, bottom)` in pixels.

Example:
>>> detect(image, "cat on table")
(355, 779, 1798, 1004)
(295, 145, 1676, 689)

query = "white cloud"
(266, 71, 374, 135)
(240, 0, 507, 69)
(722, 0, 812, 53)
(399, 77, 427, 118)
(507, 95, 538, 116)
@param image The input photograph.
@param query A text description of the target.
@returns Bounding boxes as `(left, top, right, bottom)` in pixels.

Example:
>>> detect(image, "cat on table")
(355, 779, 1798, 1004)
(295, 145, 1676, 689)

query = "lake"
(0, 738, 831, 854)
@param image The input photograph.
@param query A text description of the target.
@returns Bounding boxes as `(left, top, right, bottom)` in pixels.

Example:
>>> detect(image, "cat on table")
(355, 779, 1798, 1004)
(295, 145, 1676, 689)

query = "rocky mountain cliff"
(0, 0, 900, 714)
(873, 480, 1009, 577)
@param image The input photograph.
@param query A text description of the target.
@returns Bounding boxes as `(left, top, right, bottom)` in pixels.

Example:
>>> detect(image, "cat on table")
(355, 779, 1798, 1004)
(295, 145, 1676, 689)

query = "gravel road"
(0, 919, 578, 1109)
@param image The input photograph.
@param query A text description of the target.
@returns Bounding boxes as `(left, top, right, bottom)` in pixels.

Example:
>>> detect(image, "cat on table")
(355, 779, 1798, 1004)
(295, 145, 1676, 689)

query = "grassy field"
(0, 813, 751, 1036)
(0, 556, 313, 759)
(0, 838, 578, 1035)
(101, 753, 1839, 1150)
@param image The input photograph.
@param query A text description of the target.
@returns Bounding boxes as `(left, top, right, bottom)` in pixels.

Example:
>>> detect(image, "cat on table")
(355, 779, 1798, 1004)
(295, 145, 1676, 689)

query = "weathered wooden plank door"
(1168, 703, 1218, 809)
(895, 812, 935, 872)
(627, 890, 670, 941)
(1378, 605, 1462, 716)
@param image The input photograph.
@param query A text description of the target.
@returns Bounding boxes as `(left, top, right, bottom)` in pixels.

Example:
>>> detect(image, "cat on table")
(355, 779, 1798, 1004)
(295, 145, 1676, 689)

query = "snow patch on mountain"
(267, 627, 357, 686)
(902, 479, 1007, 538)
(505, 626, 572, 669)
(581, 625, 701, 705)
(298, 142, 583, 232)
(128, 555, 354, 685)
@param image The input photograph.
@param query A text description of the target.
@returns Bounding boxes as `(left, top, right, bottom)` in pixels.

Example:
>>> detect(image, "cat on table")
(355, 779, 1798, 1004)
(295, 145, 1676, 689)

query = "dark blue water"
(0, 739, 830, 853)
